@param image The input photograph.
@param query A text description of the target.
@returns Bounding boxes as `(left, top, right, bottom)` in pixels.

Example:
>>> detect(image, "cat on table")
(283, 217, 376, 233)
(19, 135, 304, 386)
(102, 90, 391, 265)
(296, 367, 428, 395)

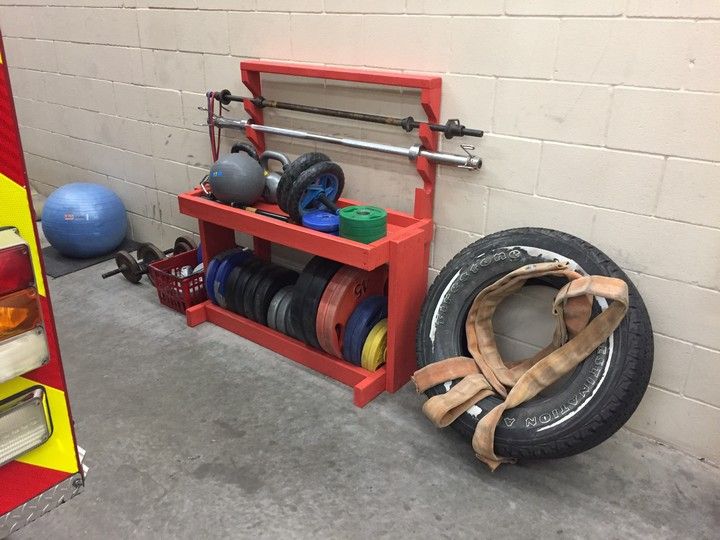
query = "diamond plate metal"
(0, 473, 83, 538)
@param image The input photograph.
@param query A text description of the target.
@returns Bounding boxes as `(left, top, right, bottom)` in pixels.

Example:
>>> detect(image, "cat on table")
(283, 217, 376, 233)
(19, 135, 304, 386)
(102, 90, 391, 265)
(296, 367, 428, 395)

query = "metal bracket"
(458, 144, 480, 170)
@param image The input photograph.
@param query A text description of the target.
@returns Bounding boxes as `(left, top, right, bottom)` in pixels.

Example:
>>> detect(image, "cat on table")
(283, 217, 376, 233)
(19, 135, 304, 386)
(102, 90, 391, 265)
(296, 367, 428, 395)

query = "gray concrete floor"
(13, 257, 720, 540)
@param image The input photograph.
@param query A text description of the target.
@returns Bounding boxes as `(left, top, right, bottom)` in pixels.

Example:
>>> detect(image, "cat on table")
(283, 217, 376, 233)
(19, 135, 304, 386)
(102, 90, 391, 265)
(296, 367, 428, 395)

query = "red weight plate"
(316, 265, 388, 357)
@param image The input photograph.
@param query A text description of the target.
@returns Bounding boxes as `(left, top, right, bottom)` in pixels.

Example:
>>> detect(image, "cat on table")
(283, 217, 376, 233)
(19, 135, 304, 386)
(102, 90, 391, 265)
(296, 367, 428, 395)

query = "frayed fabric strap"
(413, 262, 628, 471)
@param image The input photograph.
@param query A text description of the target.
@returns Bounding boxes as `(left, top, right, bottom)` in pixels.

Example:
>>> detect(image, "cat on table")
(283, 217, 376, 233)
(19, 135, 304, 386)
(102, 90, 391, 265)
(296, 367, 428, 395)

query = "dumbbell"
(163, 236, 197, 255)
(101, 236, 197, 284)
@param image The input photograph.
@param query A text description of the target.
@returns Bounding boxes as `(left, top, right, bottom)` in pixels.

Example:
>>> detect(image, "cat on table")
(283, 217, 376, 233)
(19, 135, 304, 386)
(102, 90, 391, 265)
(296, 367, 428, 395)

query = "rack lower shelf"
(186, 300, 388, 407)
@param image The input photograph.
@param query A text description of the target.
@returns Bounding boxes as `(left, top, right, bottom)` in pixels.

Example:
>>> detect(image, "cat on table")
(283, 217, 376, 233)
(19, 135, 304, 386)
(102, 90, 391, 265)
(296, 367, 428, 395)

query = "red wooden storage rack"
(179, 60, 440, 407)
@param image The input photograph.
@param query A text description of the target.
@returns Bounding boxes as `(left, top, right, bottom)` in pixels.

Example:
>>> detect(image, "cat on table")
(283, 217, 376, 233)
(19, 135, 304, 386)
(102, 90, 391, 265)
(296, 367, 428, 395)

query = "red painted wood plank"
(385, 226, 429, 392)
(179, 191, 393, 270)
(204, 303, 375, 388)
(241, 60, 441, 89)
(353, 368, 387, 407)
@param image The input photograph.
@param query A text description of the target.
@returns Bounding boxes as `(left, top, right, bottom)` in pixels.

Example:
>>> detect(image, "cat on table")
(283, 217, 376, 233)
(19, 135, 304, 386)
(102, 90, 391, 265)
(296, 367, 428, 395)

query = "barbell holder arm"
(212, 116, 482, 170)
(213, 90, 484, 140)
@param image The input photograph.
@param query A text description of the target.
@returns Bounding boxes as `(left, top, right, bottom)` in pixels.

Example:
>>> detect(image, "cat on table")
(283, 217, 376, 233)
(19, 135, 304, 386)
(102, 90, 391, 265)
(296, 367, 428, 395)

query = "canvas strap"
(412, 262, 628, 470)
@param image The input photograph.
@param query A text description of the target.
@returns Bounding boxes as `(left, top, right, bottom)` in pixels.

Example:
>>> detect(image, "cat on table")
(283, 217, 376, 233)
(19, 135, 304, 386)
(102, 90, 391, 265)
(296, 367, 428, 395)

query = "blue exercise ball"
(42, 183, 127, 258)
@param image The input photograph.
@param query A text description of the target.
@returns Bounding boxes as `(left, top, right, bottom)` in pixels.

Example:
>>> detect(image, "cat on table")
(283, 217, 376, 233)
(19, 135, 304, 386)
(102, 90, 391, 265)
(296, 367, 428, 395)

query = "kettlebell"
(207, 144, 265, 205)
(259, 151, 290, 204)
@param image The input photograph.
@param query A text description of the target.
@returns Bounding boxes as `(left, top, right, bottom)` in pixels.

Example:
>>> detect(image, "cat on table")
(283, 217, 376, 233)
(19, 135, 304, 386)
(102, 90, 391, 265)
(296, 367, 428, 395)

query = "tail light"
(0, 229, 34, 295)
(0, 328, 49, 384)
(0, 387, 52, 467)
(0, 228, 50, 388)
(0, 229, 53, 464)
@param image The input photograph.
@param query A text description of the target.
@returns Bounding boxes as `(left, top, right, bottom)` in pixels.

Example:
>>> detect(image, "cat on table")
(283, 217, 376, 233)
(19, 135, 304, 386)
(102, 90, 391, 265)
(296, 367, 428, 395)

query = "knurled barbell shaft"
(212, 117, 482, 170)
(214, 91, 484, 139)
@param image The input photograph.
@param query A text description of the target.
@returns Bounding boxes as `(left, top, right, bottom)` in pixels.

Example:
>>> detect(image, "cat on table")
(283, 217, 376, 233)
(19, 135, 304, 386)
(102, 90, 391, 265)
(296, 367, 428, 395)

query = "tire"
(277, 152, 330, 213)
(286, 161, 345, 224)
(416, 227, 653, 460)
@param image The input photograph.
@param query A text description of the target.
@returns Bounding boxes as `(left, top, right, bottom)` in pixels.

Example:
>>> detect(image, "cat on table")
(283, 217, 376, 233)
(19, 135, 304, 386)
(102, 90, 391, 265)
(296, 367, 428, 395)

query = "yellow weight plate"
(361, 319, 388, 372)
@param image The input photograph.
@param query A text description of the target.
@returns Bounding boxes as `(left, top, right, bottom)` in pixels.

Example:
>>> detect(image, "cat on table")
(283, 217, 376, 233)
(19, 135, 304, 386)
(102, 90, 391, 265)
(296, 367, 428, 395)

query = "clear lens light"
(0, 388, 51, 467)
(0, 328, 49, 384)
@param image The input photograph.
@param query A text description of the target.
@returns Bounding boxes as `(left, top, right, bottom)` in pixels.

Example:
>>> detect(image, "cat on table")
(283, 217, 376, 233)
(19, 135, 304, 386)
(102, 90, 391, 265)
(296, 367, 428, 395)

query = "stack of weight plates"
(290, 256, 343, 347)
(339, 206, 387, 244)
(302, 210, 340, 235)
(206, 250, 390, 371)
(342, 295, 388, 369)
(315, 265, 387, 357)
(205, 248, 299, 330)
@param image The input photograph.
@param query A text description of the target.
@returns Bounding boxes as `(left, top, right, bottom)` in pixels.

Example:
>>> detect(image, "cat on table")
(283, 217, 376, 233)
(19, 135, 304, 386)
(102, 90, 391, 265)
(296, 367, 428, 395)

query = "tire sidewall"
(417, 229, 641, 452)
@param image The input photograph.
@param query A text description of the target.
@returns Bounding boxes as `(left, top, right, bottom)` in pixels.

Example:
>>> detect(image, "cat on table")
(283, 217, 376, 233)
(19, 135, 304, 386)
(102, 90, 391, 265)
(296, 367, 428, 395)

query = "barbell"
(212, 116, 482, 170)
(212, 89, 484, 140)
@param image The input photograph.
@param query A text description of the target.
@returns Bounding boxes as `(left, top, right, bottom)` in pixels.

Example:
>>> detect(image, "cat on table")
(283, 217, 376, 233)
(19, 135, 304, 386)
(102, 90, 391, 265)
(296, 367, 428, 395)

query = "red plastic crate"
(148, 249, 205, 313)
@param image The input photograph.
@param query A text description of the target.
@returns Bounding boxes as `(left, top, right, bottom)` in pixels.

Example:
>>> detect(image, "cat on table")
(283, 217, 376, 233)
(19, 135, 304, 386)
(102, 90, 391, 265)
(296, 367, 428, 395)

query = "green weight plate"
(339, 226, 387, 238)
(339, 205, 387, 244)
(339, 205, 387, 224)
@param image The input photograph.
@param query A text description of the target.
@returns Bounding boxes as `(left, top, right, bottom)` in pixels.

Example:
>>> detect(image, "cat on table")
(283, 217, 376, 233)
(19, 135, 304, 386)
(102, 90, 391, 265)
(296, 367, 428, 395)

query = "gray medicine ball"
(208, 153, 266, 206)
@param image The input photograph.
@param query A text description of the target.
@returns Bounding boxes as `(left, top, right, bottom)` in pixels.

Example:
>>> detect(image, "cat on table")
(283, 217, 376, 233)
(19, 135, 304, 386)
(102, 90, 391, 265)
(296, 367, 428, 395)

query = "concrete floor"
(13, 257, 720, 540)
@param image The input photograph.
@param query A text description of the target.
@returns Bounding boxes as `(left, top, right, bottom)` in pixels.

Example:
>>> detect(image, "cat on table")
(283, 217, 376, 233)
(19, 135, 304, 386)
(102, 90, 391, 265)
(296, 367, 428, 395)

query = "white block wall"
(1, 0, 719, 461)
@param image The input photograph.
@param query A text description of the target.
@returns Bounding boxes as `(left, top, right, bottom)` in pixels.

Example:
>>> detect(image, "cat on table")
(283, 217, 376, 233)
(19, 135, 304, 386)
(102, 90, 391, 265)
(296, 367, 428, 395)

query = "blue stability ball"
(42, 183, 128, 258)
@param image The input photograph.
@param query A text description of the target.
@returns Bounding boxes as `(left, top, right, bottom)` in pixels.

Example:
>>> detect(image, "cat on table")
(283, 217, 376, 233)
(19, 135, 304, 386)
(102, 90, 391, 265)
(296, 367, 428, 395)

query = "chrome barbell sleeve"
(212, 117, 482, 170)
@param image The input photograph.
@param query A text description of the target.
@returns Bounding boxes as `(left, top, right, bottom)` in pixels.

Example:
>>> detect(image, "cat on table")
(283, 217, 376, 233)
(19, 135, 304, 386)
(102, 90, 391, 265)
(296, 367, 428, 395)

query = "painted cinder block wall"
(1, 1, 718, 462)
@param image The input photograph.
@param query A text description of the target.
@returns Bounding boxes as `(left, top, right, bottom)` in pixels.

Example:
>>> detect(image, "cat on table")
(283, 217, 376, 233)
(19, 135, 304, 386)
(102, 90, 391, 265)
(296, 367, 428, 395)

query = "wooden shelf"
(180, 61, 440, 407)
(179, 189, 431, 271)
(186, 301, 387, 407)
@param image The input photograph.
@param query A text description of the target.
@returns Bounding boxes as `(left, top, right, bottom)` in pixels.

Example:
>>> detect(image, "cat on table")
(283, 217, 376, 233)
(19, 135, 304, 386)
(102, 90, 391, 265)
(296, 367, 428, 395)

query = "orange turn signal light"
(0, 288, 41, 341)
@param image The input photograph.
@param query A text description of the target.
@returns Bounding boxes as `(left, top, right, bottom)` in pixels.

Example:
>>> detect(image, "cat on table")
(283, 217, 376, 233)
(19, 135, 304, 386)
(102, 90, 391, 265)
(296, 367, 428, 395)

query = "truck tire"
(416, 228, 653, 460)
